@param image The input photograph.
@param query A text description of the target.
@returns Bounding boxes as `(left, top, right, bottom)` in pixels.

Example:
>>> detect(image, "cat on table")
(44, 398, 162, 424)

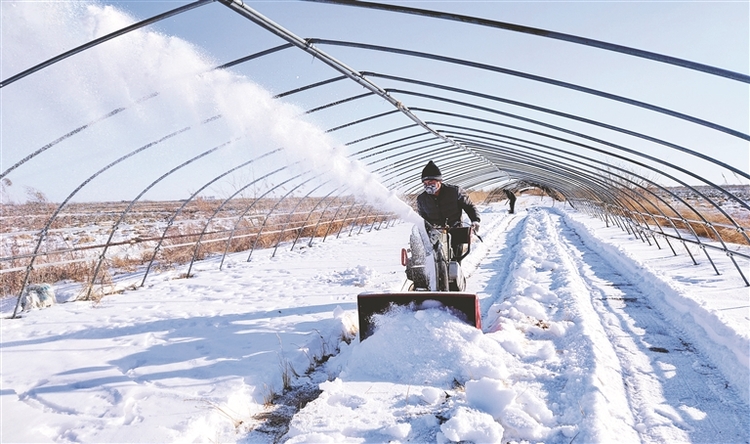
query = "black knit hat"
(421, 160, 442, 181)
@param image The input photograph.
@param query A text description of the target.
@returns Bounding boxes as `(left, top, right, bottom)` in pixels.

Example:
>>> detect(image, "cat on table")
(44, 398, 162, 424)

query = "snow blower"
(357, 222, 481, 340)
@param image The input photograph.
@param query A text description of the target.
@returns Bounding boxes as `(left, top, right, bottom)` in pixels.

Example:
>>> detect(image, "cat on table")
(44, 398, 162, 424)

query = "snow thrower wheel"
(449, 274, 466, 292)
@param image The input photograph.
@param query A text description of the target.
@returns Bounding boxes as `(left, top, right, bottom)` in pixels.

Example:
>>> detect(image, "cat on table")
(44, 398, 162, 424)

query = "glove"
(471, 221, 480, 234)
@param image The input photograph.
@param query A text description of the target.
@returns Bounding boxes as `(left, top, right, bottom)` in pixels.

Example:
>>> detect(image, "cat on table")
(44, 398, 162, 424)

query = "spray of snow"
(2, 1, 418, 220)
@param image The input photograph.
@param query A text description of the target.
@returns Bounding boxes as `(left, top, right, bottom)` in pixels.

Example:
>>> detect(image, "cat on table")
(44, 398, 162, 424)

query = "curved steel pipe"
(1, 93, 160, 180)
(10, 118, 214, 317)
(140, 148, 284, 286)
(301, 0, 750, 83)
(1, 0, 215, 88)
(217, 0, 503, 177)
(244, 173, 316, 260)
(88, 137, 236, 299)
(308, 39, 749, 142)
(187, 164, 293, 275)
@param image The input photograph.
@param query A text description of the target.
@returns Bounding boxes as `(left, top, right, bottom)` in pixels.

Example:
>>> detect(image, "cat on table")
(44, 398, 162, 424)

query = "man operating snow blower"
(416, 160, 481, 264)
(357, 161, 482, 340)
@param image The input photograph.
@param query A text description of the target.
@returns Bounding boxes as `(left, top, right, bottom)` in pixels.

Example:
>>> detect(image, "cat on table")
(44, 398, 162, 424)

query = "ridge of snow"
(558, 206, 750, 405)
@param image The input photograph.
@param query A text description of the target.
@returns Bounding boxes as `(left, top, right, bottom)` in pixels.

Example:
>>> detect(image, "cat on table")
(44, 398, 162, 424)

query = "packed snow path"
(2, 199, 748, 443)
(476, 207, 748, 443)
(278, 205, 749, 443)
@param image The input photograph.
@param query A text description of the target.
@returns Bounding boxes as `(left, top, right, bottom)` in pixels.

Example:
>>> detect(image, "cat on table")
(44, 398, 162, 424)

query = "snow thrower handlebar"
(423, 222, 474, 264)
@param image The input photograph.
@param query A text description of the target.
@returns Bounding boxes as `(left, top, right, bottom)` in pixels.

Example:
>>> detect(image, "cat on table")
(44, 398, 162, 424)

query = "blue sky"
(80, 1, 750, 183)
(2, 1, 748, 203)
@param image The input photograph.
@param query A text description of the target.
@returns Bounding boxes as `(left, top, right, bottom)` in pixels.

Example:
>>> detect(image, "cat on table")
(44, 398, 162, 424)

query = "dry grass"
(1, 196, 394, 299)
(623, 188, 750, 245)
(5, 185, 744, 301)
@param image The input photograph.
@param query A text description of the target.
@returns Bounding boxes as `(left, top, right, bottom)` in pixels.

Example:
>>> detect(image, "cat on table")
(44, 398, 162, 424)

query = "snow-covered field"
(2, 196, 748, 443)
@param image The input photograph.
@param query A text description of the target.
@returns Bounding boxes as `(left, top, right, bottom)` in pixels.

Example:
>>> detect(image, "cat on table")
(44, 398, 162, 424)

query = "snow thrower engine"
(404, 224, 472, 292)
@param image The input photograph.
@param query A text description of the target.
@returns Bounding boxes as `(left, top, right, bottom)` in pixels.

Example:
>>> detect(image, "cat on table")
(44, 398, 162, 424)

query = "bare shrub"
(109, 255, 141, 273)
(160, 243, 202, 266)
(225, 235, 254, 255)
(467, 190, 489, 203)
(1, 270, 26, 299)
(78, 269, 115, 303)
(191, 196, 220, 214)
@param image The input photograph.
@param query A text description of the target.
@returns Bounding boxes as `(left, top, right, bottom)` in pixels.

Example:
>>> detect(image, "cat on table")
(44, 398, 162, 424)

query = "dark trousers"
(505, 190, 516, 214)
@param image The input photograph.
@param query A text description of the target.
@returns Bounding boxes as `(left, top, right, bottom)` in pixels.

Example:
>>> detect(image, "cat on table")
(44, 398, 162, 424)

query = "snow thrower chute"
(357, 223, 481, 340)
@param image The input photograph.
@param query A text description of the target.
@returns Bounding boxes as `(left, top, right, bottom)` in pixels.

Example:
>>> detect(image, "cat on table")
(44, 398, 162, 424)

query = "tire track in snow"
(546, 208, 750, 443)
(483, 208, 639, 442)
(469, 207, 610, 442)
(462, 210, 527, 318)
(269, 205, 747, 443)
(478, 207, 748, 443)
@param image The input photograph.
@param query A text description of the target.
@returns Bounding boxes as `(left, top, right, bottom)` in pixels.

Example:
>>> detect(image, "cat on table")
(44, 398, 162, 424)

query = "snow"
(2, 196, 749, 443)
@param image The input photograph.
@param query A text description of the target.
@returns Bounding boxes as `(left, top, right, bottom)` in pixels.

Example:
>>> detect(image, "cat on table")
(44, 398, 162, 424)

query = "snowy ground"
(2, 197, 748, 443)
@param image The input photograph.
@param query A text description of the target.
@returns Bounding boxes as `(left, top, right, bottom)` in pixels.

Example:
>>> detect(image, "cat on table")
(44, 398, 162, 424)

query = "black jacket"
(417, 183, 480, 227)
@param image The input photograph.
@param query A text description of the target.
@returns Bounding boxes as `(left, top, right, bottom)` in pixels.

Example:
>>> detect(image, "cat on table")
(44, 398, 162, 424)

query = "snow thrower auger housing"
(358, 223, 481, 340)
